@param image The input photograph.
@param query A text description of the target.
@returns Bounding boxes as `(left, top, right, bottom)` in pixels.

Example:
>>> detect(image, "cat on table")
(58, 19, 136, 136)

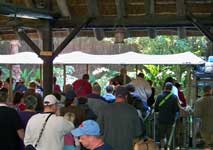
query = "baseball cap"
(115, 86, 129, 98)
(71, 120, 100, 137)
(165, 82, 173, 90)
(43, 94, 59, 106)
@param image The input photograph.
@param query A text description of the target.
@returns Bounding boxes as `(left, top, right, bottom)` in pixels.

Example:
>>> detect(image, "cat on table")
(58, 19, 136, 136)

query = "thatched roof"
(0, 0, 213, 40)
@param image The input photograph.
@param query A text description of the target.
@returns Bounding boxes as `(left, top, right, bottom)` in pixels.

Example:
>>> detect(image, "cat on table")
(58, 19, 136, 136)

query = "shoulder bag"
(25, 113, 53, 150)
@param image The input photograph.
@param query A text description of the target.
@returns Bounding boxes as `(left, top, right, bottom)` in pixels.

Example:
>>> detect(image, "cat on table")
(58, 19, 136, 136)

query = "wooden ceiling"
(0, 0, 213, 40)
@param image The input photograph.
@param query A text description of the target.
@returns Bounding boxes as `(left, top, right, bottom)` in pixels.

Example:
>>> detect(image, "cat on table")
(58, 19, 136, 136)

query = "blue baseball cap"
(71, 120, 100, 137)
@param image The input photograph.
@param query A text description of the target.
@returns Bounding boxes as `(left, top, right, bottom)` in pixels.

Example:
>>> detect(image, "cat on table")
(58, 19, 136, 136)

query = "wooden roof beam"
(17, 29, 41, 55)
(56, 0, 71, 18)
(53, 16, 213, 28)
(24, 0, 35, 8)
(187, 11, 213, 42)
(53, 18, 93, 58)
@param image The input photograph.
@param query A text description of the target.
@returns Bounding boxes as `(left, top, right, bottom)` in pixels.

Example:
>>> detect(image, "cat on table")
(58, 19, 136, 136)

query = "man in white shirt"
(130, 73, 152, 104)
(24, 94, 74, 150)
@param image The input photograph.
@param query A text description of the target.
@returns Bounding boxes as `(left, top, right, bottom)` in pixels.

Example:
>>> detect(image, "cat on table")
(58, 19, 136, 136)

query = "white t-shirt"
(24, 113, 74, 150)
(130, 77, 152, 102)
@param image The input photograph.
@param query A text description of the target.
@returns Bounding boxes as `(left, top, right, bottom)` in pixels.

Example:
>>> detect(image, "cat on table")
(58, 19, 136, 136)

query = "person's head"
(28, 81, 37, 90)
(77, 96, 88, 105)
(92, 82, 101, 95)
(64, 84, 73, 93)
(64, 112, 75, 123)
(126, 84, 135, 93)
(164, 82, 173, 92)
(203, 85, 212, 96)
(71, 120, 101, 149)
(105, 85, 114, 94)
(64, 90, 76, 107)
(82, 74, 89, 80)
(137, 72, 144, 78)
(65, 90, 76, 101)
(0, 88, 8, 103)
(43, 94, 59, 113)
(24, 95, 37, 110)
(13, 91, 24, 105)
(115, 86, 129, 102)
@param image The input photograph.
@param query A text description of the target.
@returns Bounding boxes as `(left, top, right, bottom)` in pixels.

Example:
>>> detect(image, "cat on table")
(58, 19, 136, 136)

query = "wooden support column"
(87, 0, 105, 41)
(144, 0, 156, 38)
(206, 28, 213, 58)
(40, 25, 53, 96)
(176, 0, 186, 39)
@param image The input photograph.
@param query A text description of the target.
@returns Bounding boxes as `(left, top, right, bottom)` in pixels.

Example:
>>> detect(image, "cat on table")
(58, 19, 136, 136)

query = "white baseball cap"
(43, 94, 59, 106)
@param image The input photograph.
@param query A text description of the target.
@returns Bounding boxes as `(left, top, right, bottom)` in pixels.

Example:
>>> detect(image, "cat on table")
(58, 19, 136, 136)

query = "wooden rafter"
(56, 0, 71, 18)
(17, 29, 41, 55)
(53, 18, 93, 58)
(187, 12, 213, 42)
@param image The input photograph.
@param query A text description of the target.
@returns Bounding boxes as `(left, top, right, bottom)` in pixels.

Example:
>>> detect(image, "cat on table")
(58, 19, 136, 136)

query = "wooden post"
(86, 64, 89, 74)
(8, 64, 13, 102)
(63, 64, 66, 90)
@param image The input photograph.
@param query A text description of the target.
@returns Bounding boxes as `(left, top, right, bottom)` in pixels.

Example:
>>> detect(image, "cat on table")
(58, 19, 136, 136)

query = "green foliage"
(90, 68, 118, 94)
(53, 65, 75, 89)
(127, 36, 207, 91)
(0, 65, 10, 80)
(20, 68, 41, 85)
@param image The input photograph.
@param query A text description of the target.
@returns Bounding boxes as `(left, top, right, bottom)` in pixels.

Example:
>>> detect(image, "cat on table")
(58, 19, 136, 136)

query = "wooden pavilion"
(0, 0, 213, 95)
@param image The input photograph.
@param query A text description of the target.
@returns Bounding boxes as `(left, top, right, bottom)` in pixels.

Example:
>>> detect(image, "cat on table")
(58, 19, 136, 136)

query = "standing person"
(147, 80, 156, 108)
(24, 81, 43, 112)
(73, 74, 92, 97)
(194, 85, 213, 147)
(0, 88, 24, 150)
(175, 82, 187, 107)
(102, 85, 116, 103)
(71, 120, 113, 150)
(97, 86, 142, 150)
(110, 68, 131, 85)
(24, 94, 74, 150)
(53, 76, 62, 93)
(130, 73, 152, 109)
(155, 82, 179, 149)
(18, 95, 37, 150)
(87, 82, 107, 117)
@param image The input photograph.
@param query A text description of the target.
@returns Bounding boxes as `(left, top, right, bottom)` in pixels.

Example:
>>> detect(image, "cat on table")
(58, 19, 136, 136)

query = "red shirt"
(178, 90, 187, 107)
(72, 79, 92, 97)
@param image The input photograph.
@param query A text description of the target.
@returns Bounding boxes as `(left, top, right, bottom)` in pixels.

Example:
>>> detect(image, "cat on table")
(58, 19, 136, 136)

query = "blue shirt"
(103, 93, 115, 103)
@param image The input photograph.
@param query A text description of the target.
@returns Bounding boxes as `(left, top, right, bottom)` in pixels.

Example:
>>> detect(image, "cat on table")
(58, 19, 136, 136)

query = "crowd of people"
(0, 68, 212, 150)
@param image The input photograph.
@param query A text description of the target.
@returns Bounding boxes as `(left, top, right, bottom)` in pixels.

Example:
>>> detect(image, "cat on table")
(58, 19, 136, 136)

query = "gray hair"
(24, 95, 38, 110)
